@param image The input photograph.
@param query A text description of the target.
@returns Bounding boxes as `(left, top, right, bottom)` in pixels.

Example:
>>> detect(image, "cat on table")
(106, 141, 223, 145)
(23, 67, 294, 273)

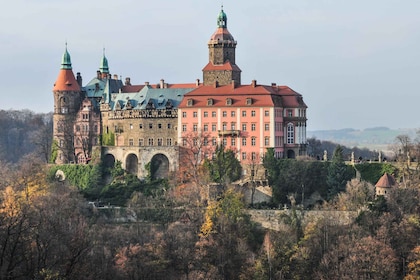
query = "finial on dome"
(217, 5, 227, 28)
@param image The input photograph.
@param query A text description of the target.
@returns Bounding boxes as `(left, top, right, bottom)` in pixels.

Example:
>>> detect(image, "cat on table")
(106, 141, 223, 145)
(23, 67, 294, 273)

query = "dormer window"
(187, 98, 194, 107)
(246, 98, 252, 105)
(226, 98, 232, 106)
(207, 98, 214, 106)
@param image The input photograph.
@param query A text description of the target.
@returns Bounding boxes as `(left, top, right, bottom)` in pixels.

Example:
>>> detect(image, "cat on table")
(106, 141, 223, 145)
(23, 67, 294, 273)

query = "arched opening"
(126, 154, 138, 175)
(103, 154, 115, 168)
(287, 149, 295, 159)
(150, 154, 169, 179)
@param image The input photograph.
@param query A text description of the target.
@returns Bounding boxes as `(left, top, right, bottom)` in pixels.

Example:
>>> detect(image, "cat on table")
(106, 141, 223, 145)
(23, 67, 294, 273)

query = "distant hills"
(308, 127, 418, 151)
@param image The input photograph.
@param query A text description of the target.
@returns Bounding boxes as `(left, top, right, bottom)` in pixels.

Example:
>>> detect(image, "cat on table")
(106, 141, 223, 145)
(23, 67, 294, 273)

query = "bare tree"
(179, 130, 215, 187)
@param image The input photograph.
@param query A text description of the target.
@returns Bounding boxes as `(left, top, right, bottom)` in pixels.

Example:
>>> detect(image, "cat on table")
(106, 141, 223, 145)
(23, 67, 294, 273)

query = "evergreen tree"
(326, 145, 352, 200)
(204, 145, 242, 184)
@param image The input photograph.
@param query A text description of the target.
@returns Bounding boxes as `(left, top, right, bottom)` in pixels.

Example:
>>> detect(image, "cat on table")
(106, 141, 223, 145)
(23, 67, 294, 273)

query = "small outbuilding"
(375, 173, 396, 197)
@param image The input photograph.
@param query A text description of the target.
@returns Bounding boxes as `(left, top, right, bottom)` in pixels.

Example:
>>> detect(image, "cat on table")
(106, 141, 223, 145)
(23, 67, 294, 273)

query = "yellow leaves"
(200, 201, 216, 237)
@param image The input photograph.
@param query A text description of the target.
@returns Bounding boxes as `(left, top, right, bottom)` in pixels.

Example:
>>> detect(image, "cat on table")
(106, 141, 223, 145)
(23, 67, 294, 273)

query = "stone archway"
(126, 154, 138, 175)
(150, 154, 169, 179)
(287, 149, 295, 159)
(103, 154, 116, 168)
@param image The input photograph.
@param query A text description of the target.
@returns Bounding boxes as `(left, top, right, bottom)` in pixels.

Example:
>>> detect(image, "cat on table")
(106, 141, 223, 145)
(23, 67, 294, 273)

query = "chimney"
(97, 70, 101, 79)
(251, 80, 257, 88)
(271, 82, 277, 87)
(160, 79, 164, 89)
(196, 78, 200, 87)
(145, 81, 149, 86)
(125, 77, 131, 86)
(231, 80, 236, 89)
(76, 72, 83, 87)
(214, 80, 219, 88)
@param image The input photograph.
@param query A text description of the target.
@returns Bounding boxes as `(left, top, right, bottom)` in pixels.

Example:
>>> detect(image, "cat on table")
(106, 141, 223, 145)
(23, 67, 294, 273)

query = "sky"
(1, 0, 420, 131)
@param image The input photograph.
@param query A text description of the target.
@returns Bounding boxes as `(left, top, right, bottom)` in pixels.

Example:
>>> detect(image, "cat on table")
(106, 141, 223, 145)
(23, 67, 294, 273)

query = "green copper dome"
(217, 6, 227, 28)
(100, 49, 109, 74)
(61, 44, 72, 70)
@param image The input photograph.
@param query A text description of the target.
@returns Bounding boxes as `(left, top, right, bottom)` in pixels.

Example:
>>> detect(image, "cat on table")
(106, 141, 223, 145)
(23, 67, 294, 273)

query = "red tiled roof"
(375, 173, 396, 188)
(178, 83, 306, 109)
(202, 61, 241, 72)
(53, 69, 80, 92)
(209, 27, 235, 42)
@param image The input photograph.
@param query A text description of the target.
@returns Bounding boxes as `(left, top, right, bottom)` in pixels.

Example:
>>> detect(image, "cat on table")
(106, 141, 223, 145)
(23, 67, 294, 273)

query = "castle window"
(139, 124, 143, 129)
(242, 124, 247, 131)
(251, 123, 256, 131)
(148, 138, 154, 146)
(212, 137, 217, 146)
(182, 124, 187, 132)
(212, 111, 216, 117)
(242, 152, 247, 160)
(61, 107, 68, 114)
(287, 110, 293, 117)
(129, 139, 134, 146)
(139, 139, 144, 146)
(204, 111, 208, 117)
(265, 137, 269, 146)
(231, 122, 236, 130)
(193, 112, 198, 118)
(193, 124, 198, 131)
(226, 98, 232, 106)
(265, 123, 270, 131)
(251, 110, 256, 117)
(231, 111, 235, 117)
(252, 152, 256, 160)
(167, 124, 171, 129)
(222, 138, 227, 146)
(242, 137, 247, 146)
(158, 123, 162, 129)
(158, 138, 163, 146)
(251, 137, 256, 146)
(207, 98, 214, 106)
(287, 123, 294, 144)
(182, 139, 187, 146)
(231, 138, 236, 146)
(167, 138, 172, 146)
(204, 124, 208, 131)
(222, 111, 227, 117)
(242, 110, 246, 117)
(265, 110, 269, 117)
(222, 123, 227, 131)
(149, 123, 153, 129)
(246, 98, 252, 105)
(203, 138, 208, 146)
(187, 99, 193, 106)
(212, 124, 216, 131)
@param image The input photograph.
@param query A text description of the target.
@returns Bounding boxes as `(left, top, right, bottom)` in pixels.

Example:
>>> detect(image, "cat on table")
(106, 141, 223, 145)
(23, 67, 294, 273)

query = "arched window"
(287, 123, 294, 144)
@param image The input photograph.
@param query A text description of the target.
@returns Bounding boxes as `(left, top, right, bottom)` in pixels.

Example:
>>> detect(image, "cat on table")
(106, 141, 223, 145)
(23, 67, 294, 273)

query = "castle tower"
(52, 45, 81, 164)
(203, 6, 241, 86)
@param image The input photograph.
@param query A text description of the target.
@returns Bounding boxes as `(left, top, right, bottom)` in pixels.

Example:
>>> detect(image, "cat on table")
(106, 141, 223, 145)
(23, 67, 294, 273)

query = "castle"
(52, 7, 308, 180)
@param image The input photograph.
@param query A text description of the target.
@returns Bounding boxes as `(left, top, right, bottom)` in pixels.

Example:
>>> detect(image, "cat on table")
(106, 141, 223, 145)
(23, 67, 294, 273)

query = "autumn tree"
(197, 188, 261, 279)
(316, 235, 398, 279)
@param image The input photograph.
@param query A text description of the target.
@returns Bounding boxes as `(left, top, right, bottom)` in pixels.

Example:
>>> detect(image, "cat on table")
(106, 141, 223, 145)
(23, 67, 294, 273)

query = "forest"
(1, 109, 420, 279)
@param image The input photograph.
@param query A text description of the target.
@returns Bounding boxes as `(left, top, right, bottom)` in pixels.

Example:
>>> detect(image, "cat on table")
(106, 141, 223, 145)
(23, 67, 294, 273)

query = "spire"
(100, 48, 109, 74)
(61, 42, 72, 70)
(217, 5, 227, 28)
